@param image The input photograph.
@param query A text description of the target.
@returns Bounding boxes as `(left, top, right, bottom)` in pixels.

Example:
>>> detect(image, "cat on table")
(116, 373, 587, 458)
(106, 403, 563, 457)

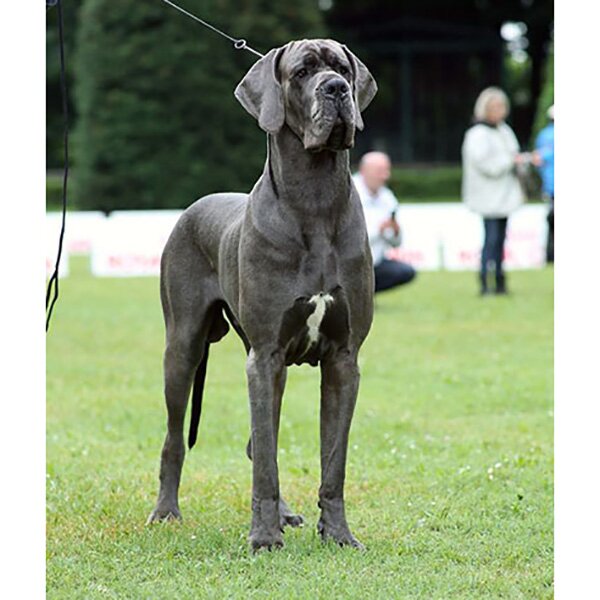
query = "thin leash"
(46, 0, 69, 332)
(45, 0, 263, 332)
(160, 0, 264, 58)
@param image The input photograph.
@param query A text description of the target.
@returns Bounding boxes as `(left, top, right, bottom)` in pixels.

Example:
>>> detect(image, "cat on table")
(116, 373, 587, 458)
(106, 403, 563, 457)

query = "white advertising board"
(385, 204, 443, 270)
(441, 204, 547, 271)
(46, 214, 70, 278)
(383, 203, 547, 271)
(47, 203, 548, 278)
(46, 245, 69, 278)
(46, 211, 105, 254)
(502, 205, 547, 269)
(91, 211, 182, 277)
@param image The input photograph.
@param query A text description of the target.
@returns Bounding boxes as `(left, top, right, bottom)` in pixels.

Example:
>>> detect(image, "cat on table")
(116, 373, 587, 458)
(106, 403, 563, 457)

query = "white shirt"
(353, 173, 399, 266)
(461, 122, 524, 217)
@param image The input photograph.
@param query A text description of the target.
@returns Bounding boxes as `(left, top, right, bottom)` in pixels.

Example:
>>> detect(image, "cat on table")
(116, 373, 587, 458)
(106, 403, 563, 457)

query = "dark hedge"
(72, 0, 325, 212)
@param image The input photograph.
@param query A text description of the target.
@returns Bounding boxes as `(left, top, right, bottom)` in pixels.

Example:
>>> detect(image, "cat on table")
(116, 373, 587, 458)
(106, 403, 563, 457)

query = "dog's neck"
(266, 126, 352, 217)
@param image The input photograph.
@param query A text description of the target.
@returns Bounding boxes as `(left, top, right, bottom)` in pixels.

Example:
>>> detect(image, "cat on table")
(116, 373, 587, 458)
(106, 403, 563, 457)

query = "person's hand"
(531, 150, 543, 167)
(379, 218, 399, 236)
(514, 153, 529, 165)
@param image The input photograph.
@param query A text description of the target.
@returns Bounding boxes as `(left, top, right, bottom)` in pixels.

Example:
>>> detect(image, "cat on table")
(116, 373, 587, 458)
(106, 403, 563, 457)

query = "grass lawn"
(47, 257, 553, 599)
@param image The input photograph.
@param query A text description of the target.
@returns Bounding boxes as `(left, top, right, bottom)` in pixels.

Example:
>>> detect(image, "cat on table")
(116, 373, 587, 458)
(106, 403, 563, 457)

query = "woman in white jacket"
(462, 87, 527, 295)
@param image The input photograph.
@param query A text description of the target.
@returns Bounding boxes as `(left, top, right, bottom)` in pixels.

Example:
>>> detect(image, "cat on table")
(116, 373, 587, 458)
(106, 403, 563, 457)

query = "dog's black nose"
(322, 77, 349, 98)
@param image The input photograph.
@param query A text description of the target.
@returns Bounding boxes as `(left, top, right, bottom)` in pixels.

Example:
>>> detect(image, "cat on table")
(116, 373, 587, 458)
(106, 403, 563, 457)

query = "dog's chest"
(278, 285, 350, 366)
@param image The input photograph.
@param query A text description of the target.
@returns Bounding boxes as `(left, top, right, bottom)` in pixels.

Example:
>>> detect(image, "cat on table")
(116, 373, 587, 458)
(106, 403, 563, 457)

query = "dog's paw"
(281, 512, 305, 529)
(249, 529, 284, 553)
(146, 506, 182, 525)
(279, 498, 304, 529)
(250, 497, 285, 551)
(317, 519, 365, 550)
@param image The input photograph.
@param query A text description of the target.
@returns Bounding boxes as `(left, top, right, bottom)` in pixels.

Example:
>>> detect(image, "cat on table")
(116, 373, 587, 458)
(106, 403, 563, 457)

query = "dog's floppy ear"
(342, 45, 377, 131)
(234, 47, 286, 135)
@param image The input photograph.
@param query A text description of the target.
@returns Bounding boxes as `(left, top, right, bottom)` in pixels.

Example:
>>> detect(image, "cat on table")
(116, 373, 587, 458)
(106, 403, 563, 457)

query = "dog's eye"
(295, 68, 308, 79)
(339, 66, 350, 77)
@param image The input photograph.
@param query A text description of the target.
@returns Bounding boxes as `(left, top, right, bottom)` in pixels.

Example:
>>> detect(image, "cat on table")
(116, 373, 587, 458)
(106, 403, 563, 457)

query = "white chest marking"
(306, 292, 334, 346)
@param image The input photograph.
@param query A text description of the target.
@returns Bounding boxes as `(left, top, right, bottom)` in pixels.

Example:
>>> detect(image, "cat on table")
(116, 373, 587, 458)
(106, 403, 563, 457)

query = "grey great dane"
(147, 39, 377, 551)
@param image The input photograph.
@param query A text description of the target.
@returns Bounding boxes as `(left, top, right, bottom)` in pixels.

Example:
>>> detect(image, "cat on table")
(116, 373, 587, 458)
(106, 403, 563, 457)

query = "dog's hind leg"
(147, 233, 226, 524)
(245, 368, 304, 530)
(147, 335, 203, 523)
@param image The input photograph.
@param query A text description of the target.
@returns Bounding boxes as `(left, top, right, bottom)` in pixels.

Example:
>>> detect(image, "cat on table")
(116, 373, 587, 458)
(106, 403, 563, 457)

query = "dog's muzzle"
(304, 76, 356, 152)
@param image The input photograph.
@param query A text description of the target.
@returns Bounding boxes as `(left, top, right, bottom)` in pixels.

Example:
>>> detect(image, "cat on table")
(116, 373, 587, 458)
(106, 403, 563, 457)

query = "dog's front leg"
(246, 348, 284, 551)
(317, 350, 364, 549)
(246, 367, 305, 530)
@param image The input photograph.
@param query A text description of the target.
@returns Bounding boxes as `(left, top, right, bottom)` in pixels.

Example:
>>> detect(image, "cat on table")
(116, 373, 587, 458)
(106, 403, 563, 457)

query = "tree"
(531, 42, 554, 143)
(73, 0, 325, 212)
(46, 1, 83, 170)
(323, 0, 553, 161)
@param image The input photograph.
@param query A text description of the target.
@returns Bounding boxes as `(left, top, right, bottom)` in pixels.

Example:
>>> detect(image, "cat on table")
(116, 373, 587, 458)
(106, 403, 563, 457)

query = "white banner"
(441, 204, 547, 271)
(385, 204, 443, 270)
(46, 215, 69, 278)
(46, 211, 105, 254)
(91, 210, 182, 277)
(46, 203, 549, 277)
(46, 246, 69, 278)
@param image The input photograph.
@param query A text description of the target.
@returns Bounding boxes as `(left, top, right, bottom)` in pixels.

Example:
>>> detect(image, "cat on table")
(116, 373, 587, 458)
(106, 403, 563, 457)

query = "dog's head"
(235, 39, 377, 152)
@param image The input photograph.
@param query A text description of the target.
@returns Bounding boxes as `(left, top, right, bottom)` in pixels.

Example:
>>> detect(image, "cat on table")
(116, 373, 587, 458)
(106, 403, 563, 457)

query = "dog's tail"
(188, 342, 210, 450)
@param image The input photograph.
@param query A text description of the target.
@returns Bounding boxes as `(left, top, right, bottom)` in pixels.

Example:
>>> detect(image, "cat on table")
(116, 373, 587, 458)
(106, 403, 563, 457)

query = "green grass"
(47, 258, 553, 599)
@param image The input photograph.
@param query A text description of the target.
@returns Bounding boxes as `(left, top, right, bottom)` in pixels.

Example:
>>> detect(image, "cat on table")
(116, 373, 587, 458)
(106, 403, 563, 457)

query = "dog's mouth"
(326, 120, 349, 150)
(304, 106, 356, 153)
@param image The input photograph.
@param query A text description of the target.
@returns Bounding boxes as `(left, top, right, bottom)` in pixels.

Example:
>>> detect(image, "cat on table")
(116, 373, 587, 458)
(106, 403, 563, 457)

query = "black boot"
(479, 273, 490, 296)
(495, 273, 508, 295)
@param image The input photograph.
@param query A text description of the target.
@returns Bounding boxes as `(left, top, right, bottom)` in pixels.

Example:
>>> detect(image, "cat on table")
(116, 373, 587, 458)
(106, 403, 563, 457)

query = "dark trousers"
(481, 217, 508, 281)
(546, 207, 554, 264)
(374, 259, 416, 293)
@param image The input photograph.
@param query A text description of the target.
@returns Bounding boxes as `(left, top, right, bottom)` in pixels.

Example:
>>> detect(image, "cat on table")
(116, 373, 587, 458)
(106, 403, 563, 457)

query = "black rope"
(45, 0, 260, 332)
(46, 0, 69, 332)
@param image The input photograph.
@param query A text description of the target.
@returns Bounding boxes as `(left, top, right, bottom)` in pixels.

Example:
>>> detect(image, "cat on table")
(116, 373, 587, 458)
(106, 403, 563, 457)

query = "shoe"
(479, 273, 490, 296)
(495, 274, 509, 295)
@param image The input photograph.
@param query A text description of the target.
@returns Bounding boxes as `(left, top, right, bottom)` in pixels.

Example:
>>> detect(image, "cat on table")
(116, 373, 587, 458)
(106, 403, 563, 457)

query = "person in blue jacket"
(534, 105, 554, 263)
